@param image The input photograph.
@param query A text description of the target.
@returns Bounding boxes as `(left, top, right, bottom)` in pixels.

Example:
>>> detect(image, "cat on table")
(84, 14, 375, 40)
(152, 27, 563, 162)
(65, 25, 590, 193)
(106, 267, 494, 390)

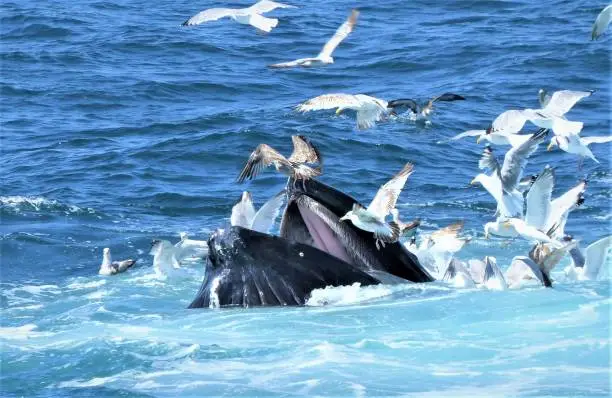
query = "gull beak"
(339, 214, 349, 221)
(502, 220, 511, 228)
(469, 178, 477, 185)
(476, 136, 482, 144)
(546, 142, 554, 151)
(335, 108, 343, 115)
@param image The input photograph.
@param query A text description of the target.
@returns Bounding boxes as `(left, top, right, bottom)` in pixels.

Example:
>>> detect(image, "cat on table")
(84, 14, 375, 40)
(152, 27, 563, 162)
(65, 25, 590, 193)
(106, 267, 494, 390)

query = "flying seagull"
(296, 93, 389, 129)
(237, 135, 322, 183)
(340, 162, 414, 249)
(547, 133, 612, 164)
(387, 93, 465, 120)
(592, 5, 612, 40)
(270, 9, 359, 67)
(564, 235, 612, 280)
(99, 248, 136, 276)
(182, 0, 296, 33)
(231, 190, 286, 233)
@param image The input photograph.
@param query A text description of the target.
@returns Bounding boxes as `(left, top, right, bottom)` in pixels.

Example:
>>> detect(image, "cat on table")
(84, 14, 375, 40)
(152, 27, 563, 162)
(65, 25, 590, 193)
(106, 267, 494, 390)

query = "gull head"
(103, 247, 110, 255)
(339, 211, 352, 222)
(179, 232, 188, 241)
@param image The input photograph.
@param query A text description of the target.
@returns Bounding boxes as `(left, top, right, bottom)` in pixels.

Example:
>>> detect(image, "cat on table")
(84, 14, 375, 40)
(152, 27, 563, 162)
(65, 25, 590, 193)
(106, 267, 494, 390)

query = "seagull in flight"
(340, 162, 414, 249)
(386, 93, 465, 120)
(270, 9, 359, 67)
(231, 190, 286, 234)
(592, 5, 612, 40)
(237, 135, 322, 183)
(182, 0, 296, 33)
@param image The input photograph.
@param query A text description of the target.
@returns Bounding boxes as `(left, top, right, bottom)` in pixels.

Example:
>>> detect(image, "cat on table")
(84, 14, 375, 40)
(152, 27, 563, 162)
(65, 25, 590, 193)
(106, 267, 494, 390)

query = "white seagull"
(99, 248, 136, 276)
(340, 162, 414, 249)
(564, 235, 611, 280)
(483, 256, 508, 291)
(270, 9, 359, 67)
(522, 90, 594, 136)
(505, 256, 550, 288)
(174, 232, 209, 261)
(547, 133, 612, 164)
(296, 93, 389, 130)
(592, 5, 612, 40)
(182, 0, 296, 33)
(230, 190, 286, 233)
(442, 258, 476, 288)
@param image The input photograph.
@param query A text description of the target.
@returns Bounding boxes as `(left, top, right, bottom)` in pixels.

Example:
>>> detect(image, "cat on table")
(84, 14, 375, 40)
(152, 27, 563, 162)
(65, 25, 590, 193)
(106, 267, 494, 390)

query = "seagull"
(340, 162, 414, 249)
(529, 237, 578, 278)
(270, 9, 358, 67)
(521, 90, 594, 136)
(182, 0, 296, 33)
(406, 221, 469, 278)
(296, 93, 390, 129)
(453, 110, 530, 144)
(471, 128, 548, 218)
(505, 256, 551, 288)
(547, 133, 612, 164)
(230, 190, 286, 233)
(390, 209, 420, 238)
(592, 5, 612, 40)
(546, 180, 586, 240)
(237, 135, 322, 183)
(386, 93, 465, 120)
(483, 256, 507, 290)
(442, 258, 476, 288)
(564, 235, 611, 280)
(174, 232, 209, 261)
(149, 239, 181, 275)
(99, 248, 136, 276)
(502, 218, 564, 248)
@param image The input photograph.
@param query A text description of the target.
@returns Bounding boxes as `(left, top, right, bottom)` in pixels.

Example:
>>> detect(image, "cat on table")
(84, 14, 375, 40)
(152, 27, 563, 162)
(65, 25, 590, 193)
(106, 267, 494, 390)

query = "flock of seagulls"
(98, 3, 610, 290)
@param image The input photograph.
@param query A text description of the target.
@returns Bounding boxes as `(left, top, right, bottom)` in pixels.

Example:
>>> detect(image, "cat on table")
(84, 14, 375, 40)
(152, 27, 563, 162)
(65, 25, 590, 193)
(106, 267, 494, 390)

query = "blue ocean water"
(1, 0, 611, 396)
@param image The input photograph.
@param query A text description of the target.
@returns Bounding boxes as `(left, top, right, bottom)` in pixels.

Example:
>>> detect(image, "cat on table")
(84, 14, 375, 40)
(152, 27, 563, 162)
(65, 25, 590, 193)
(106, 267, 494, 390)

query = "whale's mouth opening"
(296, 202, 354, 265)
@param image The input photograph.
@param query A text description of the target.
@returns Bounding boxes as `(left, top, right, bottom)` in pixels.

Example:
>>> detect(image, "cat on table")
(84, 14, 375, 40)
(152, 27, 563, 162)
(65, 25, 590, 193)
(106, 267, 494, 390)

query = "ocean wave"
(0, 195, 96, 216)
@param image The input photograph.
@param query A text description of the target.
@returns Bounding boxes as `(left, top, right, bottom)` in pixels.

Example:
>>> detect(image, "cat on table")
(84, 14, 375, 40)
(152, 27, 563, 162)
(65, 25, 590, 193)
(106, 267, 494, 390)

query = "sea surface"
(1, 0, 611, 396)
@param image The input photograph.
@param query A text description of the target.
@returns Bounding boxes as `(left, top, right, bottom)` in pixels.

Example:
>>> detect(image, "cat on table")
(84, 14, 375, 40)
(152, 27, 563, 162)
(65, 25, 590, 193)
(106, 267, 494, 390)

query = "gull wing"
(483, 256, 508, 290)
(367, 162, 414, 219)
(246, 0, 296, 14)
(246, 13, 278, 32)
(478, 146, 500, 172)
(251, 190, 287, 233)
(318, 9, 359, 59)
(296, 93, 362, 112)
(430, 93, 466, 104)
(451, 129, 486, 141)
(237, 144, 292, 182)
(231, 192, 257, 228)
(491, 109, 528, 134)
(545, 180, 586, 236)
(500, 128, 548, 191)
(583, 235, 612, 280)
(581, 135, 612, 146)
(592, 5, 612, 40)
(387, 99, 419, 114)
(505, 256, 548, 288)
(182, 8, 237, 26)
(288, 135, 321, 165)
(525, 166, 554, 230)
(542, 90, 594, 117)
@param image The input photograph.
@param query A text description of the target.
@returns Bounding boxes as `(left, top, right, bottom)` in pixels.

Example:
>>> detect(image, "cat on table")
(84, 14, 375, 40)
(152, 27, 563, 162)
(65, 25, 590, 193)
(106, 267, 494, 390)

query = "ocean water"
(1, 0, 611, 396)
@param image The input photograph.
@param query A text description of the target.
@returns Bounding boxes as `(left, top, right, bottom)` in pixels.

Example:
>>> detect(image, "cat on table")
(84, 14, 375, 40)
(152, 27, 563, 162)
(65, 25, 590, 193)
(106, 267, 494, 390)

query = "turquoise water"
(1, 0, 610, 396)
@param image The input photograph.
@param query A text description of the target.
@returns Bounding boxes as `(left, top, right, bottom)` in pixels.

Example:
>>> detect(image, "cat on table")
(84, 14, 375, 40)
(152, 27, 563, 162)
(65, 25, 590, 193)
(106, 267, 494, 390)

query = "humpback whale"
(189, 178, 433, 308)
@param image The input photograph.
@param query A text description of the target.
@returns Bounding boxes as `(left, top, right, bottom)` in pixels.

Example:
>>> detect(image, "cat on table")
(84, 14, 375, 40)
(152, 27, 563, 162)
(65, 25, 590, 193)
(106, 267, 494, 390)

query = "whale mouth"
(296, 199, 355, 265)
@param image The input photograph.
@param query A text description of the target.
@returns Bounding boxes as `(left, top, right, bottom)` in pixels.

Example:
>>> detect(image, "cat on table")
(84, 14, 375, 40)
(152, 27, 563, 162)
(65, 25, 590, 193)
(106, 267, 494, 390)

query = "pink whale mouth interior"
(296, 202, 354, 265)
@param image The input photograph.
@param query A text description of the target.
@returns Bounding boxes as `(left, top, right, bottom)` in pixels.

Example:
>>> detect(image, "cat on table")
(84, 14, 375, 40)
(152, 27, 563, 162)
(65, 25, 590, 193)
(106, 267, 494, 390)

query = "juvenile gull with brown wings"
(237, 135, 322, 183)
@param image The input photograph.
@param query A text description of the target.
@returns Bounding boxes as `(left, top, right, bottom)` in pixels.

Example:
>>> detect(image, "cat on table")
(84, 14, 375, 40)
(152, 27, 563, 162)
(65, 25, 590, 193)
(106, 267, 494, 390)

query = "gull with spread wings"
(340, 162, 414, 250)
(270, 9, 359, 67)
(237, 135, 322, 184)
(230, 190, 286, 234)
(182, 0, 296, 33)
(386, 93, 465, 120)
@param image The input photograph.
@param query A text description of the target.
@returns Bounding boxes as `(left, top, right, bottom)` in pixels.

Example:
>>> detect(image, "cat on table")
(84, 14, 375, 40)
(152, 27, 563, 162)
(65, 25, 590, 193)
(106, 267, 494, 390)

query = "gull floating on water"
(270, 9, 358, 67)
(99, 248, 136, 276)
(482, 256, 507, 290)
(182, 0, 296, 33)
(386, 93, 465, 120)
(442, 258, 476, 288)
(237, 135, 322, 183)
(231, 190, 286, 233)
(340, 162, 414, 249)
(564, 235, 611, 280)
(592, 5, 612, 40)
